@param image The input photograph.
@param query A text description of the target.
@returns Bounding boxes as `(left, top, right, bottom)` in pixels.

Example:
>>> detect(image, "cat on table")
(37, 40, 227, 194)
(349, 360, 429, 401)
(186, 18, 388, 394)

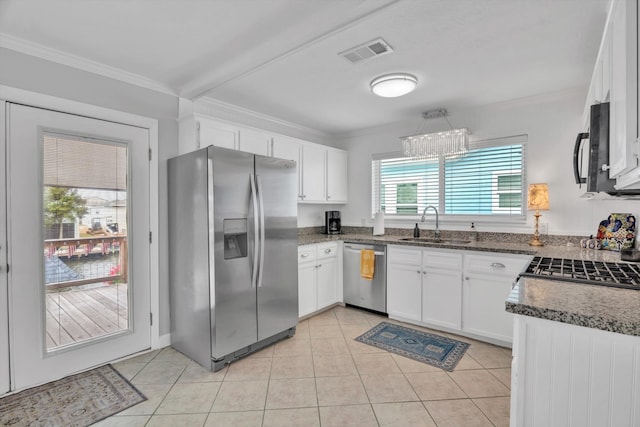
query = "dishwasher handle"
(344, 244, 385, 256)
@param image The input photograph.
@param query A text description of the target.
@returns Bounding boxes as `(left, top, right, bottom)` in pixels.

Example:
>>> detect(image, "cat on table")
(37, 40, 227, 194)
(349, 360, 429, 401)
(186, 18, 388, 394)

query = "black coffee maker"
(324, 211, 342, 234)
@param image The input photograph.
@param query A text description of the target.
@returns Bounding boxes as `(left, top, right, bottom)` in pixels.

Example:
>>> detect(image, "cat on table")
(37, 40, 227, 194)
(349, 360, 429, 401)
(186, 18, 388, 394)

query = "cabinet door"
(601, 24, 612, 102)
(326, 149, 348, 203)
(609, 0, 638, 178)
(272, 136, 302, 200)
(462, 274, 514, 343)
(422, 269, 462, 330)
(316, 257, 337, 310)
(387, 262, 422, 322)
(198, 119, 238, 150)
(238, 128, 270, 156)
(300, 143, 326, 203)
(298, 262, 317, 318)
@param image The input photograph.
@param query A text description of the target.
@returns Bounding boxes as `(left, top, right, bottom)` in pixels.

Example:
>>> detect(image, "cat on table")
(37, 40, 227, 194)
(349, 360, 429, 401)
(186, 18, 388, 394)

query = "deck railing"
(44, 235, 128, 290)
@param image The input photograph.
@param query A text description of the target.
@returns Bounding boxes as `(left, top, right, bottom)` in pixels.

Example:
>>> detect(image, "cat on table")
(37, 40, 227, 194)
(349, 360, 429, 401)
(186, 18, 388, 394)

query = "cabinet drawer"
(316, 242, 338, 260)
(298, 245, 316, 263)
(423, 249, 462, 270)
(464, 252, 531, 276)
(388, 245, 422, 266)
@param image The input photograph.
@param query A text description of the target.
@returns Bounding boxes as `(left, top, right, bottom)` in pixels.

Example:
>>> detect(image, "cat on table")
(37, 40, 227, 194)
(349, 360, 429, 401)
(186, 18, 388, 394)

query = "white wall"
(337, 88, 640, 236)
(0, 47, 178, 337)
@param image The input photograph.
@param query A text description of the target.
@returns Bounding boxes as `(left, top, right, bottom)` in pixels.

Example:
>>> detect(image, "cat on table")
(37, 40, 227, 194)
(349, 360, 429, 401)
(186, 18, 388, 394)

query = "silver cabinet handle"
(465, 277, 470, 280)
(416, 270, 421, 274)
(301, 253, 309, 258)
(490, 262, 506, 269)
(422, 271, 427, 275)
(324, 248, 332, 254)
(318, 264, 322, 268)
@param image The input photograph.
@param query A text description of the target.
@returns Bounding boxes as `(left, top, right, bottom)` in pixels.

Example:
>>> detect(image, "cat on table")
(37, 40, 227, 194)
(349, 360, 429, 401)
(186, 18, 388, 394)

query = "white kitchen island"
(506, 277, 640, 427)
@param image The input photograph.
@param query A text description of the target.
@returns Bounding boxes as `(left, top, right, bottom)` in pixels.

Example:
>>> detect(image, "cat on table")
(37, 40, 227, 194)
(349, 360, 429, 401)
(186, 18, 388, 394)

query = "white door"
(7, 103, 151, 391)
(0, 103, 9, 395)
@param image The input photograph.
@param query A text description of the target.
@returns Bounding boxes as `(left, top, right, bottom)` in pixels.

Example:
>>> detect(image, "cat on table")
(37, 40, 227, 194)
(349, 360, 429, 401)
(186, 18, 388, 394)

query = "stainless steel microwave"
(573, 102, 640, 196)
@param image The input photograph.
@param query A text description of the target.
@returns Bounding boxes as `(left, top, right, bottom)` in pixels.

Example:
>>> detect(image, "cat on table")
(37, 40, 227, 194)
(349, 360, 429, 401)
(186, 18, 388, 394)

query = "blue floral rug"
(355, 322, 469, 371)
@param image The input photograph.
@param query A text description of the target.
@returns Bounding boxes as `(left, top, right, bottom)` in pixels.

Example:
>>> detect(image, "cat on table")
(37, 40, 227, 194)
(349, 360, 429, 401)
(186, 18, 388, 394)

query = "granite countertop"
(506, 277, 640, 336)
(298, 232, 627, 261)
(298, 230, 640, 337)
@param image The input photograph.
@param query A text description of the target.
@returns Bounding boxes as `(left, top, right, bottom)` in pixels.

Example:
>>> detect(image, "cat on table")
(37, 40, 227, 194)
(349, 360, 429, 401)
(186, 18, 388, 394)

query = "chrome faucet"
(421, 205, 440, 239)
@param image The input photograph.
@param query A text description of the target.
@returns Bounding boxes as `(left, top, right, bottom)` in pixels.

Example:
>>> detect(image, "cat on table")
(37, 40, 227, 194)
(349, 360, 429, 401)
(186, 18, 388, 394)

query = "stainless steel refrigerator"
(168, 146, 298, 371)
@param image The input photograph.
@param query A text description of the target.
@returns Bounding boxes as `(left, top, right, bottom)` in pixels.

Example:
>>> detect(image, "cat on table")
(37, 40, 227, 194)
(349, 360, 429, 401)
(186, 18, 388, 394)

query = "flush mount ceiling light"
(401, 109, 470, 159)
(370, 73, 417, 98)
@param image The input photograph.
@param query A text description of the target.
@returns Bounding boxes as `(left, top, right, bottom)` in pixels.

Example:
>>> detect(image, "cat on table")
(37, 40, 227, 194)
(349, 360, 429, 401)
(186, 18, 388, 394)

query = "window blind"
(372, 135, 526, 218)
(43, 133, 128, 191)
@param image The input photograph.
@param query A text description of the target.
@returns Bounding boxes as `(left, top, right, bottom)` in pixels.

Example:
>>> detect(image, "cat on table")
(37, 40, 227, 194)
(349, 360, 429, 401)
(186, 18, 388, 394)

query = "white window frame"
(491, 169, 523, 213)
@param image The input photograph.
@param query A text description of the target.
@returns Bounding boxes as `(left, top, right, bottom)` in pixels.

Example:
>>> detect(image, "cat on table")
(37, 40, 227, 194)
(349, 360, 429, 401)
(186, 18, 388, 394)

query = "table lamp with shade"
(528, 183, 549, 246)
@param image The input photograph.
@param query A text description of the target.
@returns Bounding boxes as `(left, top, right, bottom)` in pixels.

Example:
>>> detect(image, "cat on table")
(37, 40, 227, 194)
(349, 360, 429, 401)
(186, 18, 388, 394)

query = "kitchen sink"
(399, 237, 472, 244)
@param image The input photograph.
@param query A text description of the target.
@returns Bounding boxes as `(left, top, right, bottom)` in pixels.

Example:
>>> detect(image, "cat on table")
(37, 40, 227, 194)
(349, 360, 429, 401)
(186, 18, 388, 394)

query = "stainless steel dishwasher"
(343, 242, 387, 314)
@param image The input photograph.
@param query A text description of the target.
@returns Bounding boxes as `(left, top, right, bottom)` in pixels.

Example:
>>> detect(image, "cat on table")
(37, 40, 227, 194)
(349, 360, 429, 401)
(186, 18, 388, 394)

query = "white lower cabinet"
(463, 252, 531, 343)
(387, 246, 462, 330)
(423, 268, 462, 330)
(387, 245, 531, 346)
(297, 242, 340, 318)
(316, 256, 337, 309)
(298, 248, 317, 318)
(386, 261, 422, 322)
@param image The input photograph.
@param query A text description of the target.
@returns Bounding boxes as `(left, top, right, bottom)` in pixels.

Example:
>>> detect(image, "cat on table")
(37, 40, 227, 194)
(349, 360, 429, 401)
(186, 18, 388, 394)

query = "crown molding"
(0, 33, 176, 96)
(195, 96, 331, 141)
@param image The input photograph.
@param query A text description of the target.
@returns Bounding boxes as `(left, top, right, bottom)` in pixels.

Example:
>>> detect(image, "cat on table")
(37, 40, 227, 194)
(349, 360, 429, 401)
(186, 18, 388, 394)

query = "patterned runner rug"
(355, 322, 469, 371)
(0, 364, 146, 426)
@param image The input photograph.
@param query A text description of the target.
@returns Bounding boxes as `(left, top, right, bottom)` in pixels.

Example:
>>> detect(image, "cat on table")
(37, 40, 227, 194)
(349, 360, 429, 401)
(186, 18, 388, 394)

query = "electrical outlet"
(540, 222, 548, 235)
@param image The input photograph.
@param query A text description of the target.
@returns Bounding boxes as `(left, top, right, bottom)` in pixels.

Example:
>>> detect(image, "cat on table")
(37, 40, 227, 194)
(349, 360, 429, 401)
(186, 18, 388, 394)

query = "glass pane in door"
(42, 133, 129, 352)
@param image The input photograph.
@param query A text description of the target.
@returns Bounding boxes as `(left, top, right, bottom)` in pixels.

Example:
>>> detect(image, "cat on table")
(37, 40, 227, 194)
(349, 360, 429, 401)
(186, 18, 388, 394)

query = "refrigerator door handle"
(256, 175, 266, 288)
(250, 173, 259, 289)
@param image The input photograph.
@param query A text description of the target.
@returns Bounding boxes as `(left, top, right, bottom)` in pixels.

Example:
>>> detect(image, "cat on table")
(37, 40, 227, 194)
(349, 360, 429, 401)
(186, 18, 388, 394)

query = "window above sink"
(371, 134, 527, 221)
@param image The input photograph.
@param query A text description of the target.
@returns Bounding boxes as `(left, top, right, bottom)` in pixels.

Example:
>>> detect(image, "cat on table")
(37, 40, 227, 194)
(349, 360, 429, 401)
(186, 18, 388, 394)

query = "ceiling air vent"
(339, 38, 393, 64)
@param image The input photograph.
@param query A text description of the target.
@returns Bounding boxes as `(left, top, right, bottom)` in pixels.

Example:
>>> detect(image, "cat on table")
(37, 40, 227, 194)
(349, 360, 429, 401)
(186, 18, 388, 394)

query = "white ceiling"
(0, 0, 610, 135)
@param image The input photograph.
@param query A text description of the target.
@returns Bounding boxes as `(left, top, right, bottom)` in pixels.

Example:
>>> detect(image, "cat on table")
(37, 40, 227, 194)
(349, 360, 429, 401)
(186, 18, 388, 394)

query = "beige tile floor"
(98, 306, 512, 427)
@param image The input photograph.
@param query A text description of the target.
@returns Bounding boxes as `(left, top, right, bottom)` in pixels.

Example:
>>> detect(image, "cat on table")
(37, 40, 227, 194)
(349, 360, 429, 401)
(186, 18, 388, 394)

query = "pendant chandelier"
(401, 109, 470, 160)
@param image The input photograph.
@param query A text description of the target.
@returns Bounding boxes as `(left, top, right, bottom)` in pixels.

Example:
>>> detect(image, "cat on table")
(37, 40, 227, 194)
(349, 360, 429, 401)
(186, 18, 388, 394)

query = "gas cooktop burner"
(519, 256, 640, 290)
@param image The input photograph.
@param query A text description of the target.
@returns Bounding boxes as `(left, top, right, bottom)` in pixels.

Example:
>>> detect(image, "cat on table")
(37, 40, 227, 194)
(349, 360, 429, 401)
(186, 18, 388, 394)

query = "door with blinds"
(6, 103, 150, 391)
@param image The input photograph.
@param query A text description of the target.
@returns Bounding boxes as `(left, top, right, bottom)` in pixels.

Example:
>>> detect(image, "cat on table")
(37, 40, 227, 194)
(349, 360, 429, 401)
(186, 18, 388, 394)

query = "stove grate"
(520, 256, 640, 290)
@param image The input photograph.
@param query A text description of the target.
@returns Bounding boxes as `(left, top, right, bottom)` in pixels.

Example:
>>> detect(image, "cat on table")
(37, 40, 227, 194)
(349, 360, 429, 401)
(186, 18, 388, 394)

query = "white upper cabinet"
(272, 135, 302, 199)
(181, 111, 348, 203)
(198, 118, 238, 150)
(238, 128, 271, 156)
(583, 21, 612, 130)
(326, 149, 348, 203)
(300, 143, 327, 203)
(608, 0, 638, 179)
(272, 135, 302, 163)
(585, 0, 640, 189)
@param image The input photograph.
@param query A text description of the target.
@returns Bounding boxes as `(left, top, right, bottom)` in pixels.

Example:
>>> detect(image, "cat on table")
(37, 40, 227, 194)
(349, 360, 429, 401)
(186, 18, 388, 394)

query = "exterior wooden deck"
(45, 283, 129, 350)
